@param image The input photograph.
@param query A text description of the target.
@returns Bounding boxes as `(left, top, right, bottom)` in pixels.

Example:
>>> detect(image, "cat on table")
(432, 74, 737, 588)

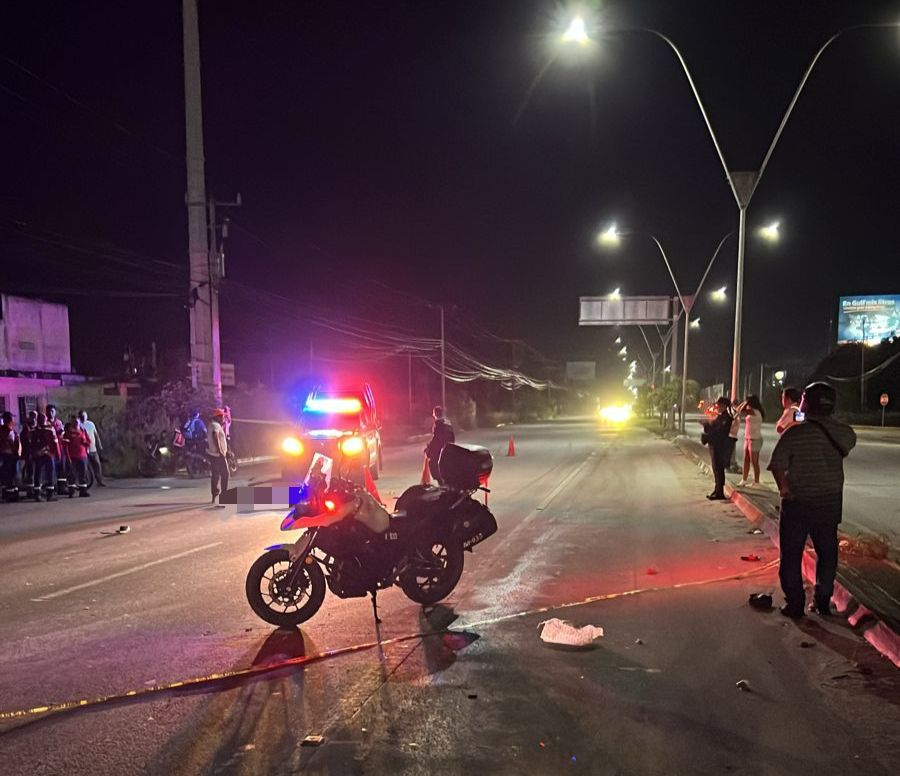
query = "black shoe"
(811, 601, 833, 616)
(79, 490, 91, 497)
(780, 604, 804, 619)
(706, 493, 727, 501)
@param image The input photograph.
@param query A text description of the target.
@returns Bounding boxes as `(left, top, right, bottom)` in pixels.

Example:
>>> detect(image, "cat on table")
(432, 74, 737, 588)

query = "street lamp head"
(609, 287, 621, 300)
(711, 285, 727, 302)
(663, 365, 671, 373)
(614, 336, 622, 344)
(597, 223, 620, 248)
(561, 15, 591, 46)
(690, 317, 701, 329)
(618, 346, 627, 355)
(759, 221, 780, 242)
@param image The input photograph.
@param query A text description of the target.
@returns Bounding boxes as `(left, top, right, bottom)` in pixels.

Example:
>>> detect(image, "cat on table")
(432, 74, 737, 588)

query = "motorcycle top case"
(438, 443, 493, 490)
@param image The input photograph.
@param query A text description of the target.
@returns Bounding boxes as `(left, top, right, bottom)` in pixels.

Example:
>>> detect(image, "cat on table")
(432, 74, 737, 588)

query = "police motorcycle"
(245, 443, 497, 627)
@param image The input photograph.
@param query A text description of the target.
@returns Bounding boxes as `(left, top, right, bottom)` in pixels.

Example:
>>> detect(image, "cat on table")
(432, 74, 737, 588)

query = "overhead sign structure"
(837, 295, 900, 345)
(566, 361, 597, 381)
(579, 296, 672, 327)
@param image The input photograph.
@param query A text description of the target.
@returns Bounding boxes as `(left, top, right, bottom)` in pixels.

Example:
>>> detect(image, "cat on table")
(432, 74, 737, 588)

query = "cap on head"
(212, 407, 226, 418)
(801, 382, 837, 416)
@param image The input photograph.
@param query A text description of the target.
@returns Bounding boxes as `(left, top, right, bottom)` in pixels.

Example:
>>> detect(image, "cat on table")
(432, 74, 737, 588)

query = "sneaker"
(780, 604, 804, 619)
(736, 479, 748, 487)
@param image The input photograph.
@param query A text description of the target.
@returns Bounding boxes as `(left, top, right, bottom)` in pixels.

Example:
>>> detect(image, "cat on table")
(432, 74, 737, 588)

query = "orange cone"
(420, 456, 432, 486)
(364, 465, 384, 505)
(507, 435, 516, 457)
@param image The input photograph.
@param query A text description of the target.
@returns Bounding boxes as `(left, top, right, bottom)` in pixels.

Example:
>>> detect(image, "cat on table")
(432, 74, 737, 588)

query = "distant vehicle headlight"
(281, 437, 304, 456)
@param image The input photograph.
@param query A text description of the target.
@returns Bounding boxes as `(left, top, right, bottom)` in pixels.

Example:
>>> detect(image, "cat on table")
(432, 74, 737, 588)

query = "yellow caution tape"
(0, 560, 777, 721)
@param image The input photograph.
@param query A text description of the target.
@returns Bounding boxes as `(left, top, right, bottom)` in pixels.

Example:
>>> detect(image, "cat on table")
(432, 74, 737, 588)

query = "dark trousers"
(0, 454, 18, 492)
(69, 458, 89, 490)
(209, 455, 229, 498)
(428, 457, 443, 486)
(778, 501, 839, 611)
(88, 452, 105, 484)
(34, 456, 56, 494)
(708, 440, 734, 497)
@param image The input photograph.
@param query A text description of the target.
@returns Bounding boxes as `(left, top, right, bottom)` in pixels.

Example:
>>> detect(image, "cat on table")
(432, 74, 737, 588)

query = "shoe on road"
(736, 479, 748, 487)
(706, 493, 727, 501)
(780, 604, 804, 619)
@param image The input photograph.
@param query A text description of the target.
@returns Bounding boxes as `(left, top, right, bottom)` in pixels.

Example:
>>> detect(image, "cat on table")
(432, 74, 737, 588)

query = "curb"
(675, 436, 900, 668)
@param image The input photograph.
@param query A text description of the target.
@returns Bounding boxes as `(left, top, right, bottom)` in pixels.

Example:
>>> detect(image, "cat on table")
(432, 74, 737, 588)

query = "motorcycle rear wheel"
(245, 549, 326, 627)
(399, 534, 464, 605)
(137, 455, 159, 478)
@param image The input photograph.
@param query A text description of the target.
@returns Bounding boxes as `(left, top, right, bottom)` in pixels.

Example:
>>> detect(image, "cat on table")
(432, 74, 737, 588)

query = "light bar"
(304, 397, 362, 414)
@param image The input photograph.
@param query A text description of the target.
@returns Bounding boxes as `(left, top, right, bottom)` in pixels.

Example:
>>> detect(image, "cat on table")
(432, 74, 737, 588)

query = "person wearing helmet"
(207, 408, 229, 504)
(768, 382, 856, 618)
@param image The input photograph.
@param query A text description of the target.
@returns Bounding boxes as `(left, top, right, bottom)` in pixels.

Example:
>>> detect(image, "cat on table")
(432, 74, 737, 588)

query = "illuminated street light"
(618, 346, 628, 356)
(561, 15, 591, 46)
(711, 286, 727, 302)
(597, 223, 621, 247)
(758, 221, 780, 242)
(663, 365, 671, 373)
(774, 370, 786, 382)
(614, 336, 622, 344)
(609, 287, 621, 300)
(690, 317, 701, 329)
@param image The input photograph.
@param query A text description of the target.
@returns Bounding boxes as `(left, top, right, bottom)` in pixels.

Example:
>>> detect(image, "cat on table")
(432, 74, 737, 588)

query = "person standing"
(207, 408, 229, 504)
(735, 395, 765, 487)
(775, 387, 803, 436)
(78, 410, 107, 486)
(32, 413, 58, 501)
(768, 382, 856, 618)
(63, 416, 92, 497)
(0, 412, 21, 502)
(46, 404, 66, 494)
(19, 410, 38, 498)
(424, 406, 455, 485)
(700, 397, 734, 501)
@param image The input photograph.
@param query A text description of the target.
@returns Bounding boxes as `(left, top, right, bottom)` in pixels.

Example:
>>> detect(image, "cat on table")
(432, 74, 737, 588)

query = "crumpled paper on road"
(539, 618, 604, 646)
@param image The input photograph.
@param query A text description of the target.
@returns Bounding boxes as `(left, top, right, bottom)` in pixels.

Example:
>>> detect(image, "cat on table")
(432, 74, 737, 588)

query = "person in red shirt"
(62, 416, 92, 497)
(46, 404, 66, 494)
(31, 413, 58, 501)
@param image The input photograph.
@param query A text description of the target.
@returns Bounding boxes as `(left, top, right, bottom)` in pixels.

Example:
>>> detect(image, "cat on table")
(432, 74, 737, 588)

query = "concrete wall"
(0, 294, 72, 373)
(0, 375, 64, 419)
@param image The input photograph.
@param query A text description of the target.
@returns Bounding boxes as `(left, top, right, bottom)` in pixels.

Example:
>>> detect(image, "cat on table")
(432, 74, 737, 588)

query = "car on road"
(280, 384, 383, 483)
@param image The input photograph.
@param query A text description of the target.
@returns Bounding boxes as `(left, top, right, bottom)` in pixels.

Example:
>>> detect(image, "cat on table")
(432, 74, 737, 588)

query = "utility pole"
(860, 317, 868, 410)
(182, 0, 212, 395)
(440, 305, 446, 409)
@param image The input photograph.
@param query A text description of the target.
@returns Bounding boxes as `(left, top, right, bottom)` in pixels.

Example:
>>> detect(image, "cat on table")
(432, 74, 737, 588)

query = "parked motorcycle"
(245, 443, 497, 627)
(137, 430, 211, 478)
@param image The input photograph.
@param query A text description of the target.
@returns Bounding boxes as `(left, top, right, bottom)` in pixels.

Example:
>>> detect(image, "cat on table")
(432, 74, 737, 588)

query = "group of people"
(702, 382, 857, 619)
(0, 406, 105, 502)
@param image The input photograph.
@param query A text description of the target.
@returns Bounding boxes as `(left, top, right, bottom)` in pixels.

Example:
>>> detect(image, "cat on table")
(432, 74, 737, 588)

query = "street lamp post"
(561, 19, 900, 402)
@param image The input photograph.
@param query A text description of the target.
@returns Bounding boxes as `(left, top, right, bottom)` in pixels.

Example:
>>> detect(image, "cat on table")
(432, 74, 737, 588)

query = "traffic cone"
(420, 456, 432, 486)
(364, 465, 384, 505)
(507, 435, 516, 457)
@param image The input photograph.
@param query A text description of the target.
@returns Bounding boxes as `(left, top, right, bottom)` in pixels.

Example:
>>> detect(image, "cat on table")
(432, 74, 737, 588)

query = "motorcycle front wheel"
(245, 549, 326, 627)
(399, 534, 464, 605)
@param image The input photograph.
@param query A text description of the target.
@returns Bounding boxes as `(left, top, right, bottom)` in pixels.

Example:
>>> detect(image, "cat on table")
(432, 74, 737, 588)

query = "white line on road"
(31, 542, 223, 602)
(534, 452, 596, 512)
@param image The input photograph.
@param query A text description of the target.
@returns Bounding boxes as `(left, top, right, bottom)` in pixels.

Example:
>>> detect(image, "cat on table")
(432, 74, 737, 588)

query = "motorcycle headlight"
(159, 446, 170, 455)
(281, 437, 304, 456)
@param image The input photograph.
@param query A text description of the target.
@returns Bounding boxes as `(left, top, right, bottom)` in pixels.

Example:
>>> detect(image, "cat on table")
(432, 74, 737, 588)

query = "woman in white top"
(736, 395, 765, 486)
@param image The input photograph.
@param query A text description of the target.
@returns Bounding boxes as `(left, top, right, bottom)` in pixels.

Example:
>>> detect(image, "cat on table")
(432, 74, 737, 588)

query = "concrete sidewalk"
(674, 433, 900, 668)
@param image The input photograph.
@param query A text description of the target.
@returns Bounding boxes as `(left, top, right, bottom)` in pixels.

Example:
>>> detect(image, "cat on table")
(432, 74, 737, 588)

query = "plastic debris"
(740, 554, 761, 562)
(467, 693, 478, 699)
(735, 679, 751, 692)
(634, 638, 645, 645)
(301, 735, 325, 747)
(539, 618, 604, 646)
(117, 525, 130, 534)
(799, 641, 815, 649)
(646, 567, 659, 575)
(748, 593, 773, 610)
(749, 528, 764, 535)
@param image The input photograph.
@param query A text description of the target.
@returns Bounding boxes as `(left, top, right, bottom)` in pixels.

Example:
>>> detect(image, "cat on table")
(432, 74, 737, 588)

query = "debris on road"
(301, 735, 325, 747)
(799, 641, 815, 649)
(748, 528, 763, 535)
(748, 593, 773, 610)
(735, 679, 751, 692)
(539, 618, 604, 647)
(99, 525, 131, 536)
(634, 638, 645, 645)
(740, 554, 761, 562)
(646, 567, 659, 575)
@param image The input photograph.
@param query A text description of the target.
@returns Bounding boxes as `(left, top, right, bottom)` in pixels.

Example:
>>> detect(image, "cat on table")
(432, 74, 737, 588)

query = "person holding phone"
(775, 387, 803, 436)
(700, 397, 734, 500)
(768, 382, 856, 617)
(735, 395, 764, 487)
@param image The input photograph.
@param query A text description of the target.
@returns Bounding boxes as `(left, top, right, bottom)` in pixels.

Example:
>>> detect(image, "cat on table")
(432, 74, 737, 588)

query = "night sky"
(3, 1, 899, 389)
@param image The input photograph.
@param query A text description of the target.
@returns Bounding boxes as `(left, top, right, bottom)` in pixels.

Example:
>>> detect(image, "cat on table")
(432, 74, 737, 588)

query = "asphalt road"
(0, 421, 898, 775)
(681, 415, 900, 549)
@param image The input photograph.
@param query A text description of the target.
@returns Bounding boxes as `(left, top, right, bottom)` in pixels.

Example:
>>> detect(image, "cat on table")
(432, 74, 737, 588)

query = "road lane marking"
(30, 542, 223, 602)
(534, 453, 595, 512)
(1, 560, 778, 721)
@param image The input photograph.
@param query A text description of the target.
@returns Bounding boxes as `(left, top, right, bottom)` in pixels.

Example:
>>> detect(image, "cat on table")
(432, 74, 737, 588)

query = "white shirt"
(82, 419, 99, 454)
(744, 409, 762, 441)
(776, 404, 801, 435)
(207, 421, 227, 457)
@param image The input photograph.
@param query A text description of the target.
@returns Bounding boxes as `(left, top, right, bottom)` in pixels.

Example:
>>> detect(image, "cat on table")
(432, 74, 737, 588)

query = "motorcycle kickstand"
(370, 590, 382, 625)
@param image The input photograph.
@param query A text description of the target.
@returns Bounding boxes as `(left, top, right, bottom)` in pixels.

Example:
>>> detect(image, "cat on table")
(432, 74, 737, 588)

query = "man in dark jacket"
(424, 406, 455, 485)
(700, 397, 734, 500)
(768, 382, 856, 618)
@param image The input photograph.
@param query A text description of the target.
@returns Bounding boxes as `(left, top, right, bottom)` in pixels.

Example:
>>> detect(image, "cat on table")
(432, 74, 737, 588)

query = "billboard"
(837, 295, 900, 345)
(579, 295, 672, 326)
(566, 361, 596, 381)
